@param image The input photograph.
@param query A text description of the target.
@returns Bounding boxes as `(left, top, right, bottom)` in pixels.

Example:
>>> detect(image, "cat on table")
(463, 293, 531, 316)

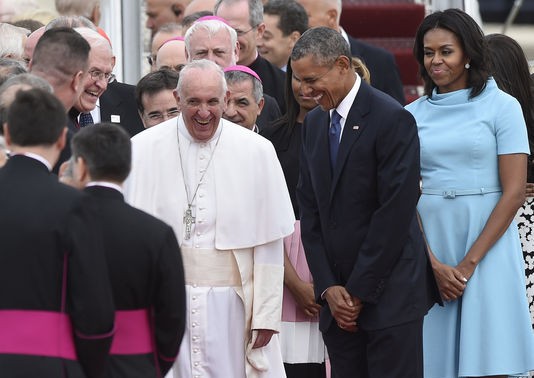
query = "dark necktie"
(329, 110, 342, 169)
(79, 112, 94, 128)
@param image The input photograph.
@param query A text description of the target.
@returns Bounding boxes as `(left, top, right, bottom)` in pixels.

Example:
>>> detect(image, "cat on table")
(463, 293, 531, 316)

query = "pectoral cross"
(183, 205, 195, 240)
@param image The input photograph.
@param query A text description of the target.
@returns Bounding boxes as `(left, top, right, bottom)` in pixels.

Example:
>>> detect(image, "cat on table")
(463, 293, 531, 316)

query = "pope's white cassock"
(124, 115, 295, 378)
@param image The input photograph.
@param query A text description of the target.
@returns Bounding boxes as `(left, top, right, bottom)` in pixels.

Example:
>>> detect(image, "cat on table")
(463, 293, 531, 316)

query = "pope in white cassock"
(124, 59, 295, 378)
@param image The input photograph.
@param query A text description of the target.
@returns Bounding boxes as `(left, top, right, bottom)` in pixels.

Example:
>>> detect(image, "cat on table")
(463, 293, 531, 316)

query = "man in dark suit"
(0, 88, 115, 378)
(100, 80, 145, 137)
(292, 27, 439, 378)
(296, 0, 405, 104)
(214, 0, 286, 113)
(68, 123, 187, 377)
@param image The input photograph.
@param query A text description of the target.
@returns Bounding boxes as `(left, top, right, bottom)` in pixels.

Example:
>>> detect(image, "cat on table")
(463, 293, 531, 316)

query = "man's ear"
(257, 97, 265, 115)
(55, 127, 68, 152)
(75, 155, 89, 183)
(326, 8, 338, 29)
(72, 70, 85, 93)
(255, 22, 265, 39)
(3, 123, 11, 146)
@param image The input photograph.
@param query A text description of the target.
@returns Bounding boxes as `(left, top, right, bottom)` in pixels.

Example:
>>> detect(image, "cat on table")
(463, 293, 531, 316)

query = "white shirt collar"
(86, 181, 123, 193)
(330, 73, 361, 122)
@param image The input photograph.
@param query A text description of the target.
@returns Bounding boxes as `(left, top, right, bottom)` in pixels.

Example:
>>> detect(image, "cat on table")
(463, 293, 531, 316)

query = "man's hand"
(324, 286, 361, 332)
(252, 329, 276, 349)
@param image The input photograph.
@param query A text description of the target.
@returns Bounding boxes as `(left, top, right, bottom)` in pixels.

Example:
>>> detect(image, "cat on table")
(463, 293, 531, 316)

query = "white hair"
(184, 19, 237, 59)
(0, 23, 30, 61)
(55, 0, 99, 20)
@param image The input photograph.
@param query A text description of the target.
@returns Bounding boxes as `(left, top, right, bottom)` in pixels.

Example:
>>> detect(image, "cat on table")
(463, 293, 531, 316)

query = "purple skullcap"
(223, 65, 262, 83)
(162, 36, 185, 46)
(195, 15, 230, 25)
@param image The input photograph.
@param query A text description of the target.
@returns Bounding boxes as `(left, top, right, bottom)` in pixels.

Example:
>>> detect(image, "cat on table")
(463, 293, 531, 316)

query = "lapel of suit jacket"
(330, 82, 372, 199)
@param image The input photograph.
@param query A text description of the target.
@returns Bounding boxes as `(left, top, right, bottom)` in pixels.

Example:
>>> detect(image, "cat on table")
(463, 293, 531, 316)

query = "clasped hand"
(325, 285, 363, 332)
(433, 260, 474, 301)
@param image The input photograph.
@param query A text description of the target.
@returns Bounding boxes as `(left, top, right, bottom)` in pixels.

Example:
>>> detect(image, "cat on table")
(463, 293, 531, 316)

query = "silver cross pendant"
(183, 205, 196, 240)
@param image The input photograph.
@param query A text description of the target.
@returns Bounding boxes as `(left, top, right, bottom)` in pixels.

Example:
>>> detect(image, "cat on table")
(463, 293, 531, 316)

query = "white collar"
(13, 152, 52, 171)
(330, 73, 361, 121)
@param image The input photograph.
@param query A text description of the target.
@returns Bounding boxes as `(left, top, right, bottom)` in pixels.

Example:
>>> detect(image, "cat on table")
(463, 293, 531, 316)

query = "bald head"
(23, 26, 45, 64)
(183, 0, 216, 17)
(295, 0, 341, 30)
(156, 39, 187, 71)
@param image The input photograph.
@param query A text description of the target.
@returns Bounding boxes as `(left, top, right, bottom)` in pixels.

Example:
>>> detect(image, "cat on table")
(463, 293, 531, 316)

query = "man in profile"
(0, 88, 115, 377)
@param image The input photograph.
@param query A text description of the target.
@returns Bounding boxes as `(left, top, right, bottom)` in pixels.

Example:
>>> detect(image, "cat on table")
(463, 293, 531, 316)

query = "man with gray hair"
(214, 0, 285, 112)
(0, 23, 30, 64)
(185, 16, 280, 131)
(55, 0, 101, 25)
(223, 65, 264, 132)
(295, 0, 405, 104)
(125, 59, 294, 378)
(292, 26, 439, 378)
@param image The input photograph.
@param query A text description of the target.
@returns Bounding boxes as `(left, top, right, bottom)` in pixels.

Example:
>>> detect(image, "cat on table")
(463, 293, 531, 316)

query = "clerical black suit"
(0, 155, 115, 378)
(84, 185, 186, 378)
(297, 80, 440, 377)
(100, 81, 145, 137)
(249, 54, 286, 114)
(347, 34, 405, 105)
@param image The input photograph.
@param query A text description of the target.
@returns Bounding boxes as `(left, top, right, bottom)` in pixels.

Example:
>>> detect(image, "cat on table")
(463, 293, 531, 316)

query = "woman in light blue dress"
(405, 9, 534, 378)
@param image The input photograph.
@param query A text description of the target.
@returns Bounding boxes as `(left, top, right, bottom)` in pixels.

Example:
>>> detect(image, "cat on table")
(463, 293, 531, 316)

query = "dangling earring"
(465, 63, 470, 69)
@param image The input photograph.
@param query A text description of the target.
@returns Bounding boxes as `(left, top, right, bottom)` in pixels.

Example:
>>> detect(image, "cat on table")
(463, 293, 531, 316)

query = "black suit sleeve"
(153, 227, 186, 375)
(66, 195, 115, 378)
(345, 109, 420, 303)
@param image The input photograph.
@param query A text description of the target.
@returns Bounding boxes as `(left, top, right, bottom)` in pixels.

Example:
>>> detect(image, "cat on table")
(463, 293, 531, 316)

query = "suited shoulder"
(102, 80, 135, 96)
(122, 199, 176, 236)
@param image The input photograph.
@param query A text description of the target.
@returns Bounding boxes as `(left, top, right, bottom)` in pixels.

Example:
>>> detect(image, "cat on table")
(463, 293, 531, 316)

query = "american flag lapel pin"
(353, 125, 360, 130)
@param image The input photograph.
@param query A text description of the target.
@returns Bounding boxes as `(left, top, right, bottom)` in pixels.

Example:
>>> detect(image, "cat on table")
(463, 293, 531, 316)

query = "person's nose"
(225, 101, 237, 118)
(197, 103, 210, 118)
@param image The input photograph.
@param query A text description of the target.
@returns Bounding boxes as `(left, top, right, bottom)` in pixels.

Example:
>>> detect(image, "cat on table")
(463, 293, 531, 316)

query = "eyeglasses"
(88, 70, 115, 83)
(147, 55, 156, 66)
(234, 25, 258, 37)
(145, 109, 180, 122)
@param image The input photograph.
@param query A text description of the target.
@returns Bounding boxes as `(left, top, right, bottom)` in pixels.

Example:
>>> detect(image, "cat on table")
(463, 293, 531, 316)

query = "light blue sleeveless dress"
(405, 78, 534, 378)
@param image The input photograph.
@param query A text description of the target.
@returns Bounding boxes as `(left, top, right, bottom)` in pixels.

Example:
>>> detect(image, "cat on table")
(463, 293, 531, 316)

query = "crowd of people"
(0, 1, 534, 378)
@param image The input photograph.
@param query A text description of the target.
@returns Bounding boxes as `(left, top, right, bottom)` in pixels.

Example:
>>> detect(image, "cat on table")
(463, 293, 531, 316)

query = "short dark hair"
(71, 123, 131, 182)
(135, 68, 180, 113)
(181, 11, 213, 31)
(413, 8, 488, 98)
(31, 27, 90, 78)
(291, 26, 351, 67)
(263, 0, 308, 36)
(10, 19, 45, 33)
(7, 88, 66, 146)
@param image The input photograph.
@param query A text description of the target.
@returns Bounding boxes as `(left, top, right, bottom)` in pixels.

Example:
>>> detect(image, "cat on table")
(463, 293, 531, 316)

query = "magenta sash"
(0, 309, 153, 359)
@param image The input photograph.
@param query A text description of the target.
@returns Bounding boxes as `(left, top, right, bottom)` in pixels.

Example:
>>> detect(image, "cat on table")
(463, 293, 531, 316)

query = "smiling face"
(75, 43, 113, 113)
(176, 66, 227, 141)
(258, 14, 295, 69)
(290, 54, 352, 111)
(423, 27, 470, 94)
(215, 0, 262, 66)
(224, 79, 263, 130)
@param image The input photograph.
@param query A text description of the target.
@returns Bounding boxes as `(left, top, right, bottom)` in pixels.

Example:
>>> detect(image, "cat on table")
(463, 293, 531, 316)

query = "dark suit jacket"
(0, 155, 115, 378)
(100, 81, 145, 137)
(348, 34, 406, 105)
(84, 185, 186, 378)
(297, 81, 439, 333)
(256, 94, 281, 132)
(249, 54, 287, 114)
